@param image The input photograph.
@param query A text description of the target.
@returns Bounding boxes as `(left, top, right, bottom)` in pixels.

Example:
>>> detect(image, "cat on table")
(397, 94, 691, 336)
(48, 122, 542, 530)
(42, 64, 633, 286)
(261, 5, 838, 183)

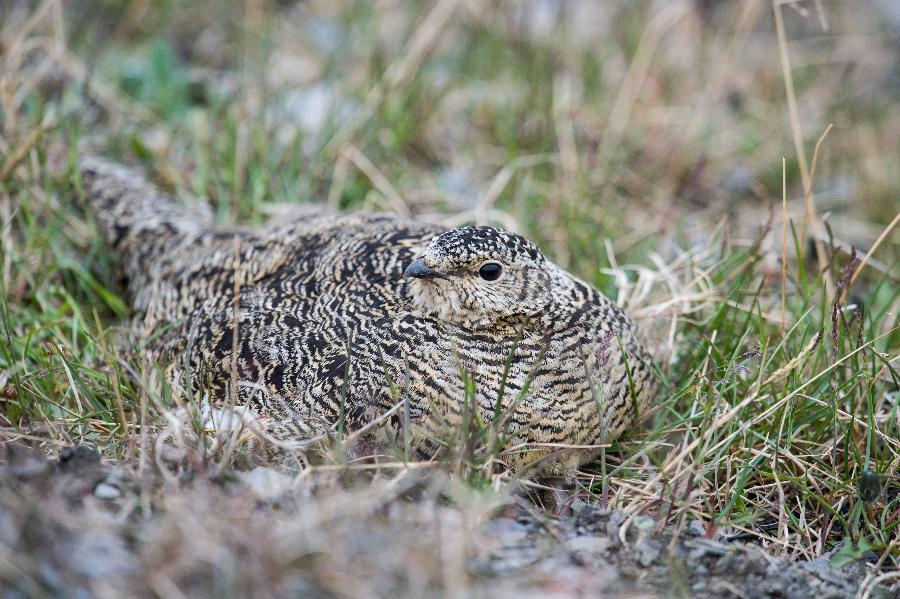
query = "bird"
(79, 157, 657, 470)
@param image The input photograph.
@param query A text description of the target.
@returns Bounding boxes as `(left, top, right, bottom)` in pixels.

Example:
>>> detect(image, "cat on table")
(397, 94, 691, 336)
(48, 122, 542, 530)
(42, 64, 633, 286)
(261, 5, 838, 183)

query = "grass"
(1, 0, 898, 594)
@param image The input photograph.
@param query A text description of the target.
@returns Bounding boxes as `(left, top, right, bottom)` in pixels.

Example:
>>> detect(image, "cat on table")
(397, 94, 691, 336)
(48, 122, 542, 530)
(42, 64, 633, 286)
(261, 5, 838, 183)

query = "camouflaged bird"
(79, 157, 657, 469)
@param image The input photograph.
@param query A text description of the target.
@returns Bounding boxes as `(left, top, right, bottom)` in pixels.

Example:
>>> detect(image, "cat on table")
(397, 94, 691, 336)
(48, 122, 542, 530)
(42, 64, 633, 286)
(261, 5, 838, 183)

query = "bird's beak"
(403, 259, 441, 279)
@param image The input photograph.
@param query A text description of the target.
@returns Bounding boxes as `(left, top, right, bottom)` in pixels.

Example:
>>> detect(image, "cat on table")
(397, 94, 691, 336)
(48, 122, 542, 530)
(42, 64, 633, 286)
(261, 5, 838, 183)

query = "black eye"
(478, 262, 502, 281)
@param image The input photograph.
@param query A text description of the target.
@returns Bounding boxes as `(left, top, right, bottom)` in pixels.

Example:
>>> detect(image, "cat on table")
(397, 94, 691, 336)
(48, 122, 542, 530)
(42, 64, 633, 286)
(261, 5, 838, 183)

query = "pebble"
(482, 518, 531, 546)
(686, 519, 706, 537)
(636, 539, 661, 567)
(687, 541, 728, 562)
(93, 483, 122, 500)
(569, 497, 589, 515)
(58, 445, 100, 473)
(605, 510, 625, 540)
(5, 444, 51, 479)
(70, 533, 138, 578)
(802, 556, 851, 587)
(237, 466, 295, 502)
(565, 535, 610, 556)
(158, 445, 186, 465)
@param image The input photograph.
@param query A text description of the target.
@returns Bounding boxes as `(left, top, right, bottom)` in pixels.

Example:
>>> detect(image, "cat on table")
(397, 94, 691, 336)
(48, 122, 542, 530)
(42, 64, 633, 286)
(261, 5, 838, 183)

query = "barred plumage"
(79, 157, 657, 469)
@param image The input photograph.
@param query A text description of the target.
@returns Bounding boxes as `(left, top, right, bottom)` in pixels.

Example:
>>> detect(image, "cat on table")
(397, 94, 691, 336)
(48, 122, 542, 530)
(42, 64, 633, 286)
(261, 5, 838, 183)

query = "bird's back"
(80, 157, 441, 335)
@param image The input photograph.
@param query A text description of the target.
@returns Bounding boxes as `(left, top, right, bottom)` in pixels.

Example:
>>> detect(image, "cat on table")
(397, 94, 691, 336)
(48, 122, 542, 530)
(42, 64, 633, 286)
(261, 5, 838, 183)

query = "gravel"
(0, 443, 885, 598)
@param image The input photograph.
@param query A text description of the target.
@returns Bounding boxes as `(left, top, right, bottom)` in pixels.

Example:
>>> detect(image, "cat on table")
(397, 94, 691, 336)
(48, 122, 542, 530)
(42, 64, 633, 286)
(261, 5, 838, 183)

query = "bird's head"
(403, 226, 566, 326)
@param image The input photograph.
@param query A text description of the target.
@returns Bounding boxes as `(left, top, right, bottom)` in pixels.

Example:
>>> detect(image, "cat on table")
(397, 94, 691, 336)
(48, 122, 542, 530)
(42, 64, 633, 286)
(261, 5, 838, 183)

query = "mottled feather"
(79, 157, 657, 468)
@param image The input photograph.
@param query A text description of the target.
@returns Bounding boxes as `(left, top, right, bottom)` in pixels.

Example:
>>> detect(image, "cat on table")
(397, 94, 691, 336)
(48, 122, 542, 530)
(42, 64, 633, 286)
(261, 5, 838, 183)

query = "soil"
(0, 444, 886, 598)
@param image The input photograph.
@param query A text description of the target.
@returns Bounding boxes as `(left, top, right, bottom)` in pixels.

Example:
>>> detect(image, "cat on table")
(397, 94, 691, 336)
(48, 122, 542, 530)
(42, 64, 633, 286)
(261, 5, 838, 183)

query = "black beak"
(403, 259, 441, 279)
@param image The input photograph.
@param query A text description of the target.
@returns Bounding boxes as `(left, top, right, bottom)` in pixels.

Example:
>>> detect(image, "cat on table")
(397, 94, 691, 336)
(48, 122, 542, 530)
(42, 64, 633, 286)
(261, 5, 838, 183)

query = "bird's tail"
(78, 157, 212, 279)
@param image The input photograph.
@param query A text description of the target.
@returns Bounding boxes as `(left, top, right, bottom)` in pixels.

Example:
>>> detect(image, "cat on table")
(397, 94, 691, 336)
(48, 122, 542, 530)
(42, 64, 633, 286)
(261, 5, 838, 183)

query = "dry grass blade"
(0, 114, 54, 181)
(849, 211, 900, 288)
(343, 145, 411, 216)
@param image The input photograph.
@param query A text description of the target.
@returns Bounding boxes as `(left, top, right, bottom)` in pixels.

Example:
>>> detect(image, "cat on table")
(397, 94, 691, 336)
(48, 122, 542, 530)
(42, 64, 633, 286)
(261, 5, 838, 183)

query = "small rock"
(573, 504, 611, 534)
(103, 466, 129, 487)
(688, 547, 706, 561)
(722, 164, 755, 195)
(0, 508, 20, 546)
(482, 518, 531, 546)
(636, 539, 662, 567)
(4, 444, 51, 479)
(237, 467, 294, 502)
(55, 446, 108, 503)
(569, 497, 588, 514)
(565, 535, 611, 556)
(69, 532, 138, 579)
(58, 445, 100, 473)
(605, 510, 625, 540)
(687, 540, 728, 561)
(93, 483, 122, 500)
(158, 445, 186, 465)
(685, 519, 706, 537)
(802, 556, 854, 588)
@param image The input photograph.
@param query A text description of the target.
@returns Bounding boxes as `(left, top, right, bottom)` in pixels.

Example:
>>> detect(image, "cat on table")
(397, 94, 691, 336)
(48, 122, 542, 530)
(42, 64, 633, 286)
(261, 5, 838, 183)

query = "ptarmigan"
(79, 157, 657, 469)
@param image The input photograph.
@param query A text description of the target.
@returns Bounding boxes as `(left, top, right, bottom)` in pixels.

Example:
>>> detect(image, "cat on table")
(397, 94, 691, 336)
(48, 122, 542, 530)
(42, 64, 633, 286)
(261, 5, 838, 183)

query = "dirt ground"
(0, 443, 882, 598)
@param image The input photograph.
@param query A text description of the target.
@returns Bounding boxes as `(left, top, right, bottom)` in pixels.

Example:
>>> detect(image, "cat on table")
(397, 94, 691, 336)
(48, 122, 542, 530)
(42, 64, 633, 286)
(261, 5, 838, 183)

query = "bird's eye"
(478, 262, 502, 281)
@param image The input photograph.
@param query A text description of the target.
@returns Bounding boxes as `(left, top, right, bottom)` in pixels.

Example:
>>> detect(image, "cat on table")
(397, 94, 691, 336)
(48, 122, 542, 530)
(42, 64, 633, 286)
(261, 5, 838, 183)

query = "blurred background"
(2, 0, 898, 281)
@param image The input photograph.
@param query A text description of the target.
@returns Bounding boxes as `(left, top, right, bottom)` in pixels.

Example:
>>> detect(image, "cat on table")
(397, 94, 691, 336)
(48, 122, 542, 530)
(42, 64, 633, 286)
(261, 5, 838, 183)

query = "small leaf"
(830, 536, 875, 569)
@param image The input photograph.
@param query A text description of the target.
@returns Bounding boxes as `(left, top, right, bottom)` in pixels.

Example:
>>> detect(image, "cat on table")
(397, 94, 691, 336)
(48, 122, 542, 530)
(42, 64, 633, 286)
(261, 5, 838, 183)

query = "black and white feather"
(79, 157, 657, 468)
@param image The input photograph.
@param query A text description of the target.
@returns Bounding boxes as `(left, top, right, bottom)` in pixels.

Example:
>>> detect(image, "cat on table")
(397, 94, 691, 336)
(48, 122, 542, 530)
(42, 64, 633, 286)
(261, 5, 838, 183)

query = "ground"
(0, 444, 877, 597)
(0, 1, 898, 597)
